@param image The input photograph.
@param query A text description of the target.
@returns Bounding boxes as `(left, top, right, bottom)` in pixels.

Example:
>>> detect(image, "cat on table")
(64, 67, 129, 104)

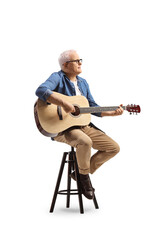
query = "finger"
(71, 106, 76, 112)
(116, 108, 123, 114)
(115, 110, 120, 115)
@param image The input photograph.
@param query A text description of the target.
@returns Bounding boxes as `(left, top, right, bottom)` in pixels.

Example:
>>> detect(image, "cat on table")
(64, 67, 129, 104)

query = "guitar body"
(35, 92, 91, 136)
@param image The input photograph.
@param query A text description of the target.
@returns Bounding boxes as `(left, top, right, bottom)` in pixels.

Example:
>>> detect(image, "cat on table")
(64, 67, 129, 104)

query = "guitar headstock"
(126, 104, 141, 114)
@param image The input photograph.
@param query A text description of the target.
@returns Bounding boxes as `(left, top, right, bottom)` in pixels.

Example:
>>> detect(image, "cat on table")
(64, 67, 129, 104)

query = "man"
(35, 50, 123, 200)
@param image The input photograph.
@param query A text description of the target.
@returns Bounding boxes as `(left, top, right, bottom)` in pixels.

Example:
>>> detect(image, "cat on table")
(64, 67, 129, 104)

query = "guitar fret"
(80, 106, 126, 114)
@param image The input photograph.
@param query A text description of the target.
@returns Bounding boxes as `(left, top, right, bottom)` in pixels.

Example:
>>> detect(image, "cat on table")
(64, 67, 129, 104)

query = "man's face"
(64, 52, 82, 75)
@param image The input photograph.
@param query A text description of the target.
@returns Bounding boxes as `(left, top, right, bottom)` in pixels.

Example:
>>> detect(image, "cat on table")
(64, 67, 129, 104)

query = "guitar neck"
(80, 106, 126, 114)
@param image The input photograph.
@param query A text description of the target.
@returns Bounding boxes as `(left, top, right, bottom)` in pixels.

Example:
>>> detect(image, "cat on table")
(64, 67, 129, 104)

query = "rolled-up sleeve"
(35, 73, 60, 101)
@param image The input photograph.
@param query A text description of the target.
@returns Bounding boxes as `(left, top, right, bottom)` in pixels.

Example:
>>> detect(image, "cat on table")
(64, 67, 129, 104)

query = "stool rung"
(65, 160, 75, 163)
(58, 189, 79, 195)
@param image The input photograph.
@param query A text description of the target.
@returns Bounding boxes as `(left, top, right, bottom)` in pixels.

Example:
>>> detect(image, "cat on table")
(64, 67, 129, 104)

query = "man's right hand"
(47, 93, 75, 113)
(62, 101, 75, 113)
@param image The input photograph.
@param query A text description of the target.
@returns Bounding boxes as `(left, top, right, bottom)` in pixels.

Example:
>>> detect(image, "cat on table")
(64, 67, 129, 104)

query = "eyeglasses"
(66, 59, 83, 64)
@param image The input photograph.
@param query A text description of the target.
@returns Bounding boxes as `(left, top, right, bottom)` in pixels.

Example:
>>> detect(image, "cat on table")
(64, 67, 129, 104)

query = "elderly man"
(35, 50, 123, 199)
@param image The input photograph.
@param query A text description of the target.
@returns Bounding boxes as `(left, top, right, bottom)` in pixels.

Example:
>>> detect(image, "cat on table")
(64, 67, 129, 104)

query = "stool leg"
(93, 194, 99, 209)
(73, 152, 84, 214)
(66, 156, 72, 208)
(50, 152, 68, 213)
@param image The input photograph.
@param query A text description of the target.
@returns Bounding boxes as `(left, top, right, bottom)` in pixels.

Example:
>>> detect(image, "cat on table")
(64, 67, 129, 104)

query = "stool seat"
(50, 147, 99, 214)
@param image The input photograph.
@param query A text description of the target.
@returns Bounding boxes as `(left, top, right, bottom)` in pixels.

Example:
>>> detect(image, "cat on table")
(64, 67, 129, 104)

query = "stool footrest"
(58, 189, 79, 195)
(65, 160, 75, 163)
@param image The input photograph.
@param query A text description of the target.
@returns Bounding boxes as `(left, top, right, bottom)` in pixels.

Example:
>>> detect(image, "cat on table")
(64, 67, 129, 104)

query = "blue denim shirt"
(35, 70, 101, 117)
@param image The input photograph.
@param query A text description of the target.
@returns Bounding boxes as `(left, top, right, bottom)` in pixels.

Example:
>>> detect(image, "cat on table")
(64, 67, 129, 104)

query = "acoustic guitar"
(34, 92, 141, 137)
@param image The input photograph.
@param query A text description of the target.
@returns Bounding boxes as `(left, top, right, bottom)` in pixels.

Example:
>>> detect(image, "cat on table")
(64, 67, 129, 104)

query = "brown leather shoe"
(70, 171, 95, 190)
(79, 174, 94, 200)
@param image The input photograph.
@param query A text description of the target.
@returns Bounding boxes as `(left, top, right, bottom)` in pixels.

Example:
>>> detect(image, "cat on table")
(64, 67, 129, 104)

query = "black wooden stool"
(50, 147, 99, 214)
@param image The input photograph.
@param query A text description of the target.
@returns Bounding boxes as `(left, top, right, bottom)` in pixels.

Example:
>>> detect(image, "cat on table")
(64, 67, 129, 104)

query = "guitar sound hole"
(71, 105, 80, 117)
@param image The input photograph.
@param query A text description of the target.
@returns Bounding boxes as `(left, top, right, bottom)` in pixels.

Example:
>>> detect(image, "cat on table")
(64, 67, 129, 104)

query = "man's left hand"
(114, 104, 124, 116)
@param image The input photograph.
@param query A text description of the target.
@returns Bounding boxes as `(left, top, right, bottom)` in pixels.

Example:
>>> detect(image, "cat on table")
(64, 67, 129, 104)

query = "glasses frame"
(66, 59, 83, 64)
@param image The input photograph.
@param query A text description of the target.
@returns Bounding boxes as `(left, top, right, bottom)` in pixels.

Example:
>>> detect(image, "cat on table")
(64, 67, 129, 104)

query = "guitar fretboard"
(80, 106, 126, 114)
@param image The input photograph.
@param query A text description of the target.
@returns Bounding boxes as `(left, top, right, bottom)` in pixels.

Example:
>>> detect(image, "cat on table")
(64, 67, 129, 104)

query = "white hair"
(58, 49, 77, 68)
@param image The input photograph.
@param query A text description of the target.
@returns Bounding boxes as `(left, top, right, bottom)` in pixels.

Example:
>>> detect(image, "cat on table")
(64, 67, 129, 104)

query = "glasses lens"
(66, 59, 82, 63)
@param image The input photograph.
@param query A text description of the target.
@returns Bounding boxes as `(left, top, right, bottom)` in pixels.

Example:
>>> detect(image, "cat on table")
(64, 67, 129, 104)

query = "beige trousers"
(54, 125, 120, 174)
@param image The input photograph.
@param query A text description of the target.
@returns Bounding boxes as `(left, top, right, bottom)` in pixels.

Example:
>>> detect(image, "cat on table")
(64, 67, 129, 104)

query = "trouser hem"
(79, 168, 90, 175)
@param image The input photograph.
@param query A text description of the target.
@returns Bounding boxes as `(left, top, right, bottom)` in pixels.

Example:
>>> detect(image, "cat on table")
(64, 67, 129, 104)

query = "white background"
(1, 0, 160, 239)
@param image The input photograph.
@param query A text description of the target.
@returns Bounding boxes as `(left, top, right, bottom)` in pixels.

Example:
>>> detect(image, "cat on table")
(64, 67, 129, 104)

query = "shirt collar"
(60, 70, 82, 82)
